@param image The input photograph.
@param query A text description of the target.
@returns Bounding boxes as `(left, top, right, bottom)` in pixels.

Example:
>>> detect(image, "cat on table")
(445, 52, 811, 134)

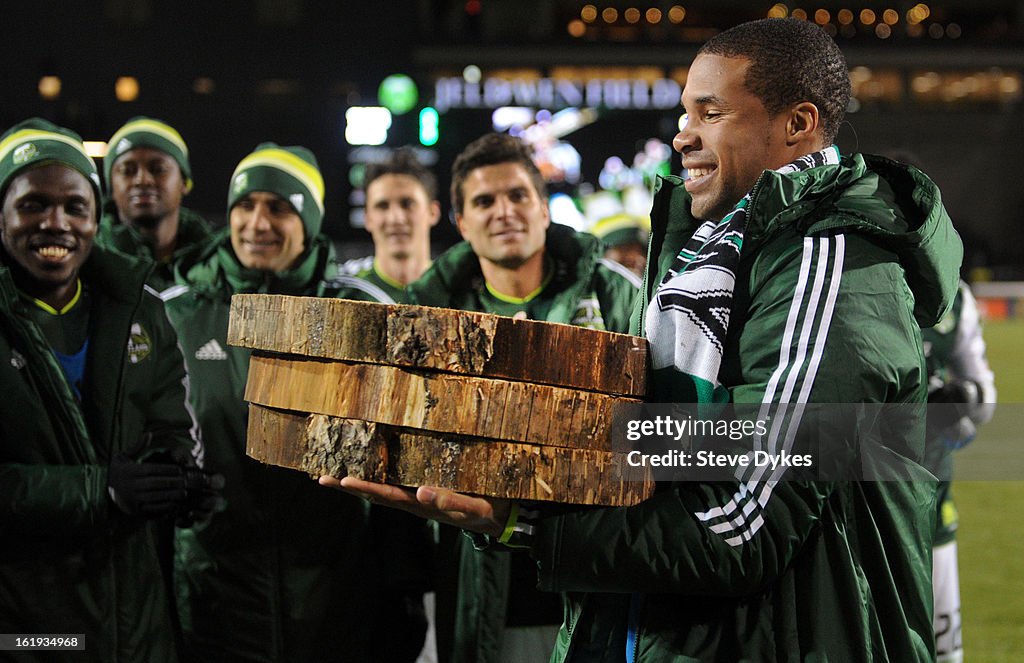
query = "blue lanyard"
(626, 592, 642, 663)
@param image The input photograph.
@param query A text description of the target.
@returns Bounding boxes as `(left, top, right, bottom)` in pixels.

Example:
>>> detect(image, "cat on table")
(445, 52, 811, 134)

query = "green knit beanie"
(104, 116, 192, 193)
(0, 118, 102, 214)
(227, 142, 325, 238)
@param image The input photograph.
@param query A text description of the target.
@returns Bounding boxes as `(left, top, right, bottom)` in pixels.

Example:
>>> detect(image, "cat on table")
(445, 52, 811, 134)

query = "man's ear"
(786, 102, 821, 146)
(454, 212, 467, 239)
(429, 200, 441, 228)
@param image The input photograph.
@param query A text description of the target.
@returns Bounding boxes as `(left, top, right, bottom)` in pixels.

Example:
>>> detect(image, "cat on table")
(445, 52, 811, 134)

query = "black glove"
(928, 379, 978, 405)
(174, 467, 225, 528)
(927, 379, 979, 432)
(108, 454, 188, 518)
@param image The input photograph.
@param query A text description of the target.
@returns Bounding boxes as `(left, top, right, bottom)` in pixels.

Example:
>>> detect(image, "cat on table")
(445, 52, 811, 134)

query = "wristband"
(498, 502, 520, 544)
(498, 502, 538, 549)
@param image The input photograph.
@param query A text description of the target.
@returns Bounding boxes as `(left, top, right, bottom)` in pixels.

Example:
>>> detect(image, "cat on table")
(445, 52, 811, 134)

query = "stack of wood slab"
(228, 294, 653, 506)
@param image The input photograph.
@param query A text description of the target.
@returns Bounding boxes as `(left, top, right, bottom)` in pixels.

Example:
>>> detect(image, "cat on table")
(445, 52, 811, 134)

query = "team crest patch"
(13, 143, 37, 164)
(115, 138, 133, 155)
(232, 172, 248, 193)
(127, 322, 152, 364)
(570, 297, 607, 331)
(289, 193, 304, 213)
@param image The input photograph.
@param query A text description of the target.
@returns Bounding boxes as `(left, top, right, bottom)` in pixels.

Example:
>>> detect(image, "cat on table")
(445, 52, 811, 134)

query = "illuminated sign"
(434, 77, 682, 112)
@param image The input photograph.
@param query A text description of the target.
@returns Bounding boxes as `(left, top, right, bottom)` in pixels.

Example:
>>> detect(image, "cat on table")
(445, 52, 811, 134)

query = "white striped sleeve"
(694, 234, 846, 547)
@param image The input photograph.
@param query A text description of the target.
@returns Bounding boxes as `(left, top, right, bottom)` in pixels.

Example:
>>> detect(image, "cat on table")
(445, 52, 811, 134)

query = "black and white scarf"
(645, 146, 840, 402)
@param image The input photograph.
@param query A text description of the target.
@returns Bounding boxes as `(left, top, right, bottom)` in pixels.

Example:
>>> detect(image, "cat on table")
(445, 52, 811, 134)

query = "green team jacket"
(409, 223, 641, 663)
(163, 231, 431, 662)
(535, 154, 963, 662)
(0, 245, 202, 663)
(96, 205, 214, 291)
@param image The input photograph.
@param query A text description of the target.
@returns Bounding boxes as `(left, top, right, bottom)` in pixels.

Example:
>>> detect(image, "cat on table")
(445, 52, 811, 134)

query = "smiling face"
(673, 54, 797, 222)
(109, 147, 187, 227)
(364, 174, 439, 260)
(0, 163, 97, 308)
(229, 191, 305, 271)
(455, 162, 550, 270)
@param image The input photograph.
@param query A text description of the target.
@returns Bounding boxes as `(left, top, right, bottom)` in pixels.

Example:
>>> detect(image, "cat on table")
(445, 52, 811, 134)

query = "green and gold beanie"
(591, 213, 651, 249)
(104, 116, 192, 193)
(227, 142, 325, 238)
(0, 118, 102, 214)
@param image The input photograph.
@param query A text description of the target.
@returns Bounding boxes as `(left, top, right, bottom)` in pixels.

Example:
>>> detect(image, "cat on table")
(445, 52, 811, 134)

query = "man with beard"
(99, 117, 212, 290)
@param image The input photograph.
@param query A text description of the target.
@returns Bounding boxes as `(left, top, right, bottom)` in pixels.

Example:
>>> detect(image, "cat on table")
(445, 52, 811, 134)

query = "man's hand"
(318, 476, 511, 537)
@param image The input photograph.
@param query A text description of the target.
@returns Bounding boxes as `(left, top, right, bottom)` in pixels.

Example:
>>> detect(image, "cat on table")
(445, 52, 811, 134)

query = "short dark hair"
(363, 147, 437, 201)
(450, 133, 546, 215)
(699, 18, 850, 144)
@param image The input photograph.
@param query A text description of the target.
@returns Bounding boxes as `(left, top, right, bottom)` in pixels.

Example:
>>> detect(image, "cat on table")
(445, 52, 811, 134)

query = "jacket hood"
(652, 152, 962, 327)
(796, 153, 962, 328)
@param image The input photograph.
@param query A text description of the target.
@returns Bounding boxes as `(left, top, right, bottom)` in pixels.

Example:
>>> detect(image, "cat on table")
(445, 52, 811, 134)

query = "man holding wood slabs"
(323, 17, 963, 663)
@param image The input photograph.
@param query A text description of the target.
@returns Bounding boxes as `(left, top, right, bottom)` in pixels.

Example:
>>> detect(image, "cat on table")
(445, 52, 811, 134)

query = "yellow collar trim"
(485, 267, 553, 305)
(32, 279, 83, 315)
(373, 259, 405, 289)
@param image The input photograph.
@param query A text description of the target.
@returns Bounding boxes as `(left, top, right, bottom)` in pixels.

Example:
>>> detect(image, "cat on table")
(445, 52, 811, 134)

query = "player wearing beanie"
(99, 116, 212, 290)
(0, 119, 207, 662)
(162, 143, 432, 662)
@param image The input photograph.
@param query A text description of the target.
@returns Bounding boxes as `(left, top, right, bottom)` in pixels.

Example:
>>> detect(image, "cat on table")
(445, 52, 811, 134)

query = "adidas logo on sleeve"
(195, 339, 228, 360)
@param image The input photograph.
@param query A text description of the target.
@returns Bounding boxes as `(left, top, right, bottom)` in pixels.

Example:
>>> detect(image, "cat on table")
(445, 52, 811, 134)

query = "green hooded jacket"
(408, 223, 641, 663)
(0, 244, 202, 663)
(163, 230, 431, 662)
(535, 153, 962, 662)
(96, 205, 214, 291)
